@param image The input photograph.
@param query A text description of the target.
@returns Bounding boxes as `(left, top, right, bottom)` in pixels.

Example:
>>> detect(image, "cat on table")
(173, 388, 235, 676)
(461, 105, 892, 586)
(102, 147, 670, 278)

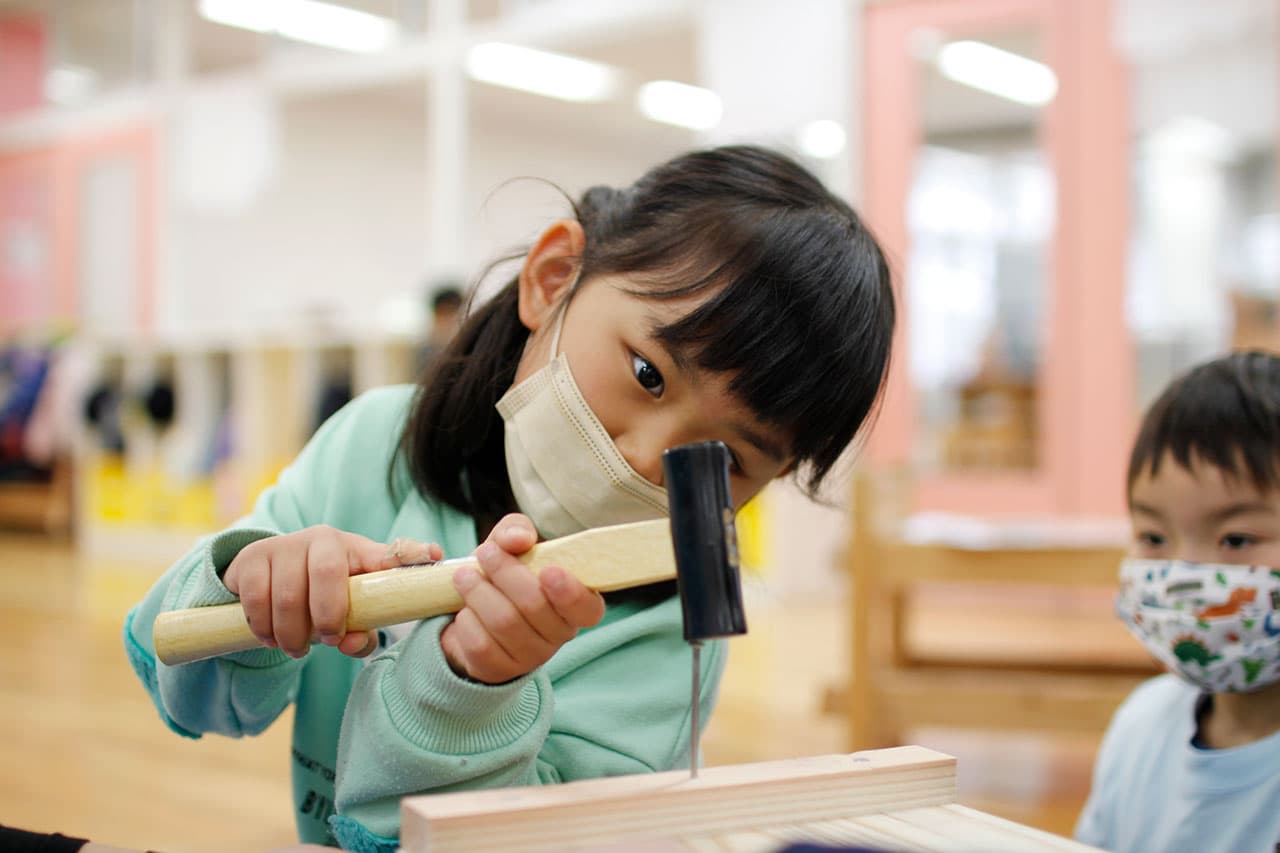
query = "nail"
(506, 524, 536, 548)
(320, 633, 341, 647)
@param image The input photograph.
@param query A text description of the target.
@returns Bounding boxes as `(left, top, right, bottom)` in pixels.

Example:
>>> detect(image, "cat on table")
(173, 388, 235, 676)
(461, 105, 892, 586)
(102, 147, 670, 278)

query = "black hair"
(400, 145, 896, 527)
(431, 287, 464, 314)
(1128, 350, 1280, 496)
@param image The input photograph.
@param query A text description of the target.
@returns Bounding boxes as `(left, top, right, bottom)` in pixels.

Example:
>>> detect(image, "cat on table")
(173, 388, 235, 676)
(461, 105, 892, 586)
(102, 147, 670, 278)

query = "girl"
(124, 145, 895, 852)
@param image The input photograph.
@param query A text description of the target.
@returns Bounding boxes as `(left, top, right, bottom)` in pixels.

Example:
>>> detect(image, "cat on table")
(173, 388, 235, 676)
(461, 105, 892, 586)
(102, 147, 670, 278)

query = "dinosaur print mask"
(1117, 559, 1280, 693)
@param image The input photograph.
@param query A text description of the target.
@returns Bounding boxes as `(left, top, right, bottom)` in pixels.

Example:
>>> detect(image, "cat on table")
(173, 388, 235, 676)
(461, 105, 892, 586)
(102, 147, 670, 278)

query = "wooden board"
(400, 746, 1095, 852)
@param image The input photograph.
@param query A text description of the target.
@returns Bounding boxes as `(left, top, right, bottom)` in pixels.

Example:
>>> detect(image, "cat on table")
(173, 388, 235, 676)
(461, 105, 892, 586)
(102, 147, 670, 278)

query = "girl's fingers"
(540, 566, 606, 630)
(481, 545, 576, 646)
(487, 514, 538, 555)
(442, 605, 522, 683)
(338, 630, 377, 658)
(368, 536, 442, 570)
(227, 529, 447, 659)
(453, 565, 555, 670)
(307, 530, 351, 645)
(232, 547, 276, 648)
(270, 535, 314, 657)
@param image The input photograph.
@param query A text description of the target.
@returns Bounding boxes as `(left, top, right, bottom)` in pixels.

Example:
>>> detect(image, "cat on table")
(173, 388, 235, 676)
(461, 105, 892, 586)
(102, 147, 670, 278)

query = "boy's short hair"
(431, 287, 464, 315)
(1128, 350, 1280, 497)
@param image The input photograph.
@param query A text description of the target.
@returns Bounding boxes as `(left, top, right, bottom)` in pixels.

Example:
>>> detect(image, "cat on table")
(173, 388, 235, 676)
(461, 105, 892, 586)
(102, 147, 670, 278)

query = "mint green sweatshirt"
(123, 386, 725, 852)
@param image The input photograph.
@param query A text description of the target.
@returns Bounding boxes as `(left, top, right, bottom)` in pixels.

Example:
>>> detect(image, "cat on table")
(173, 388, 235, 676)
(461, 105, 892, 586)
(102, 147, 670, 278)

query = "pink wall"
(0, 150, 55, 332)
(0, 16, 45, 117)
(0, 125, 158, 336)
(862, 0, 1132, 517)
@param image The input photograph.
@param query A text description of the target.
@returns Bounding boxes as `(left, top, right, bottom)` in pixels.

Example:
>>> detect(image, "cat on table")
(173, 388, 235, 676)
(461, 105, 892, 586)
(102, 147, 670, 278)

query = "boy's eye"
(1136, 531, 1165, 548)
(631, 354, 665, 397)
(1221, 533, 1256, 551)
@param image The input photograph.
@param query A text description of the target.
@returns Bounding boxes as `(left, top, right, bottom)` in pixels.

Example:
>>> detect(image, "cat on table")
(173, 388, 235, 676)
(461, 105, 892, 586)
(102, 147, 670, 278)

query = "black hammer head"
(662, 441, 748, 642)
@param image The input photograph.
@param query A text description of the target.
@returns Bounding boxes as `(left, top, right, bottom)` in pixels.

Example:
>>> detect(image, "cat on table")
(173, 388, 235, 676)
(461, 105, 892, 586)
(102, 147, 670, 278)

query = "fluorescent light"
(936, 40, 1057, 106)
(199, 0, 277, 32)
(797, 119, 846, 159)
(198, 0, 397, 54)
(466, 43, 620, 103)
(276, 0, 395, 53)
(45, 65, 99, 105)
(636, 80, 722, 131)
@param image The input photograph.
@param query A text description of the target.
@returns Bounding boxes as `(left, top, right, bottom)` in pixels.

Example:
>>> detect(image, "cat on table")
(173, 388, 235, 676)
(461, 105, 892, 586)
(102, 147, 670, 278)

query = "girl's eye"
(1221, 533, 1256, 551)
(632, 354, 665, 397)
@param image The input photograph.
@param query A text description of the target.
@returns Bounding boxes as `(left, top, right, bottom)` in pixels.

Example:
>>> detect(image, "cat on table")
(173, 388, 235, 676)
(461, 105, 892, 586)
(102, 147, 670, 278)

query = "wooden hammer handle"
(152, 518, 675, 666)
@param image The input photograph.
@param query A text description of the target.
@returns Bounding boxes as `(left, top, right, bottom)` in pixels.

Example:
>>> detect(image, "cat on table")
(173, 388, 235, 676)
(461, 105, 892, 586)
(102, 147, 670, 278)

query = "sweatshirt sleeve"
(330, 596, 725, 852)
(123, 386, 417, 740)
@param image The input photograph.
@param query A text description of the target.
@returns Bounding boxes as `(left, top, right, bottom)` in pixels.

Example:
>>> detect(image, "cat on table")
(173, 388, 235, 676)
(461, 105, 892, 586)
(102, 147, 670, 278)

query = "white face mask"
(1117, 558, 1280, 693)
(495, 305, 669, 539)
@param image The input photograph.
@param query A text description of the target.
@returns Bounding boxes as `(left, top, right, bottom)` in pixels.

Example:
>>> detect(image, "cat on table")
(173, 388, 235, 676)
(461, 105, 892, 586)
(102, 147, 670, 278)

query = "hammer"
(152, 442, 747, 769)
(153, 442, 743, 771)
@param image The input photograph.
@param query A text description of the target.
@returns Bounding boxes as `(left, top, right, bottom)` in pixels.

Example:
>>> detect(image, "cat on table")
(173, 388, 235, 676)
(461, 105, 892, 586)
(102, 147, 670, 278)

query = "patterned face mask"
(1117, 559, 1280, 693)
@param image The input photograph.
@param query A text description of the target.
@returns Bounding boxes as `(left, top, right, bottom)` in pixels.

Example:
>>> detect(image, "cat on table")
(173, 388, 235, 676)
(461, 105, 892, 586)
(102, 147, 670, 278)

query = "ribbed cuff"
(329, 814, 398, 853)
(123, 606, 202, 739)
(169, 527, 278, 608)
(165, 527, 291, 669)
(380, 617, 547, 755)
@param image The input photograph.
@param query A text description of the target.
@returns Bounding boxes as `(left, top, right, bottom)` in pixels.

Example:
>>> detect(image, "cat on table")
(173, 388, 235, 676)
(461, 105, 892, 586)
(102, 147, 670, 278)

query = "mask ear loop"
(547, 268, 581, 361)
(549, 305, 566, 362)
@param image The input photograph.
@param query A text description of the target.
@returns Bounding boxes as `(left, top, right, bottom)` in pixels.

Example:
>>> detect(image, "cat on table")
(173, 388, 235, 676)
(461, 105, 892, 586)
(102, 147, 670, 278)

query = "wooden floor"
(0, 531, 1096, 851)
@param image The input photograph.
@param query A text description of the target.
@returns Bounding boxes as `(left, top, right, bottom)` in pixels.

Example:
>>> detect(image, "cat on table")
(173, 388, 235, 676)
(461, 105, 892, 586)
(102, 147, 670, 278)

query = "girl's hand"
(441, 514, 606, 684)
(223, 526, 443, 659)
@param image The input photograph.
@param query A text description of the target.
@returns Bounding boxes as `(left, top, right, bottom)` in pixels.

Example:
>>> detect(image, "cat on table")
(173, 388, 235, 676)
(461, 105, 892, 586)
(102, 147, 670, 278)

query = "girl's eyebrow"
(648, 324, 697, 377)
(647, 328, 786, 464)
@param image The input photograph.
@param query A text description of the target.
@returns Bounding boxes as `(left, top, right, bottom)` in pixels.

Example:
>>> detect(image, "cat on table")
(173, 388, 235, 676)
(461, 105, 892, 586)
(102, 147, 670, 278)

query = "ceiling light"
(466, 43, 620, 103)
(936, 40, 1057, 107)
(198, 0, 277, 32)
(797, 119, 846, 159)
(198, 0, 397, 54)
(636, 80, 722, 131)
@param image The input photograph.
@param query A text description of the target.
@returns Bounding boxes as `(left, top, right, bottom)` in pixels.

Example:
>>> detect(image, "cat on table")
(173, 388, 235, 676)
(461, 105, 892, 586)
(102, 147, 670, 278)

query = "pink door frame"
(0, 123, 158, 335)
(862, 0, 1131, 517)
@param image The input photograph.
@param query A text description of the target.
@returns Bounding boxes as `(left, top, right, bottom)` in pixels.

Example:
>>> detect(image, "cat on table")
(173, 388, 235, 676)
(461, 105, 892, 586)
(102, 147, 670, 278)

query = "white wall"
(168, 89, 429, 340)
(163, 82, 696, 340)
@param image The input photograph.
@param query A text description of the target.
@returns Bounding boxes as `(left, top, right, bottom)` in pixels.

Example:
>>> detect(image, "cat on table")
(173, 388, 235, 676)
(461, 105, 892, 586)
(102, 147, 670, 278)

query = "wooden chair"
(842, 472, 1158, 751)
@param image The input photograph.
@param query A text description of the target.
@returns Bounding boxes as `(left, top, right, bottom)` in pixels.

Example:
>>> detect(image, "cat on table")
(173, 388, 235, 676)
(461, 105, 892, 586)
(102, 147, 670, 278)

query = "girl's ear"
(517, 219, 586, 332)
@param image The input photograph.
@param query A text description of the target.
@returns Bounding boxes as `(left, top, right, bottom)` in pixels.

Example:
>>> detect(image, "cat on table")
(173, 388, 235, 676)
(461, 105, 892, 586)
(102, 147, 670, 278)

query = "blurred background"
(0, 0, 1276, 850)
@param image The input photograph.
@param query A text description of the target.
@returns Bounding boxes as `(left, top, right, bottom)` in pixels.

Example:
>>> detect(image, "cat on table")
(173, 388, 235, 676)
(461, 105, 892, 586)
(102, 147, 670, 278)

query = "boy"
(1076, 351, 1280, 852)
